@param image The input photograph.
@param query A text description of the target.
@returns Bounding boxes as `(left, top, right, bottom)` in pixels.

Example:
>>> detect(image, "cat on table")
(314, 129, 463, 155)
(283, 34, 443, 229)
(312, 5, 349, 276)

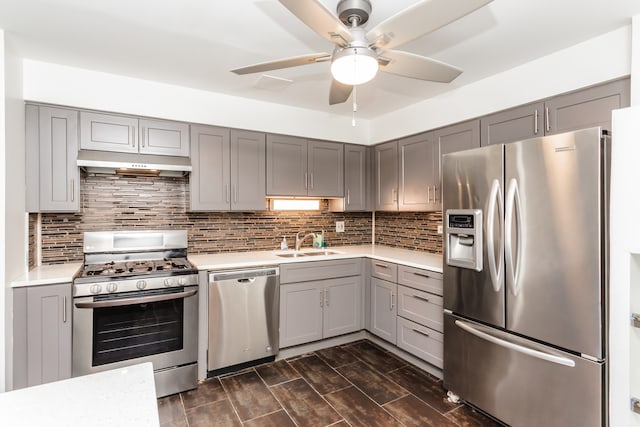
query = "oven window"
(92, 296, 184, 366)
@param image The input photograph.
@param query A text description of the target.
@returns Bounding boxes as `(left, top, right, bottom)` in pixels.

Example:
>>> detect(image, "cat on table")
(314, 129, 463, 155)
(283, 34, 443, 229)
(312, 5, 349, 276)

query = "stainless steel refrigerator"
(442, 127, 608, 427)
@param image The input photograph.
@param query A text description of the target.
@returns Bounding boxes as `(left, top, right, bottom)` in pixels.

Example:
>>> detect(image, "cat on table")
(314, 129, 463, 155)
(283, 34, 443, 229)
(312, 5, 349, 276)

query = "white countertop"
(10, 262, 82, 288)
(10, 245, 442, 288)
(189, 244, 443, 273)
(0, 363, 159, 427)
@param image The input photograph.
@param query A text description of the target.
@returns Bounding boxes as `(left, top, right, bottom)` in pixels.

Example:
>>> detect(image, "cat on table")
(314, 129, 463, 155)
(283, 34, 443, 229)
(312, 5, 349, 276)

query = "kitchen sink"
(274, 250, 341, 258)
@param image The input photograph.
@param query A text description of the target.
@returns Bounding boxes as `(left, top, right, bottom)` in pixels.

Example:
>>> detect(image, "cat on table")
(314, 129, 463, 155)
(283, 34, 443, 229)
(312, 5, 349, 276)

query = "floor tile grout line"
(218, 369, 252, 425)
(178, 393, 190, 427)
(255, 362, 300, 427)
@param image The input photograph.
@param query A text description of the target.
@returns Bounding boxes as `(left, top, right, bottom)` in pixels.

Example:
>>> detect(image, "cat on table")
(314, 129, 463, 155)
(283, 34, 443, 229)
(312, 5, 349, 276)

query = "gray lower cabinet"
(374, 141, 399, 211)
(266, 135, 343, 197)
(26, 105, 80, 212)
(279, 259, 362, 348)
(190, 126, 265, 211)
(13, 284, 72, 389)
(80, 111, 189, 157)
(370, 277, 397, 344)
(481, 78, 630, 146)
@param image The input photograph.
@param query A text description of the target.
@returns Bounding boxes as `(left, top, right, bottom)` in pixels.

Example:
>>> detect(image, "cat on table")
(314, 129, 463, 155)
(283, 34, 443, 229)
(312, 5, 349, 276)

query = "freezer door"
(442, 144, 505, 327)
(443, 314, 604, 427)
(504, 127, 606, 358)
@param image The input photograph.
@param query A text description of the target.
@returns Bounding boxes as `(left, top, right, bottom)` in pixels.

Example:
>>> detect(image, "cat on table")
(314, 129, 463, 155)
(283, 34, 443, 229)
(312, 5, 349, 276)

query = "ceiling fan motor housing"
(337, 0, 371, 26)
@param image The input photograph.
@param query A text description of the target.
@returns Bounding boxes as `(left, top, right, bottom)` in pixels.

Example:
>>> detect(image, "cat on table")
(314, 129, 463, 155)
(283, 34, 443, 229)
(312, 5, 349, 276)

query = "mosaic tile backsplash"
(32, 173, 443, 265)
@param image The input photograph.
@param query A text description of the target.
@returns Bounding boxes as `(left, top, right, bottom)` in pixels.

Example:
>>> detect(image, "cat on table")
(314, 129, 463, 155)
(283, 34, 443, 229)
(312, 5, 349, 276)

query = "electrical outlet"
(336, 221, 345, 233)
(437, 225, 443, 234)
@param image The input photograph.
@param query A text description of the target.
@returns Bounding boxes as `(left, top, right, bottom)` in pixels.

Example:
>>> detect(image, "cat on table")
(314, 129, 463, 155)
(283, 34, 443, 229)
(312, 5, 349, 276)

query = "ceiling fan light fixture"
(330, 47, 378, 85)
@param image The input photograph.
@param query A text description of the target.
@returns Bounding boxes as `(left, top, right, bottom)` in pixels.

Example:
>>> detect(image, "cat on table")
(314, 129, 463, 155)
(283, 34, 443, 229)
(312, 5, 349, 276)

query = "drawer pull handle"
(375, 263, 389, 269)
(413, 294, 430, 302)
(413, 272, 431, 279)
(412, 328, 430, 338)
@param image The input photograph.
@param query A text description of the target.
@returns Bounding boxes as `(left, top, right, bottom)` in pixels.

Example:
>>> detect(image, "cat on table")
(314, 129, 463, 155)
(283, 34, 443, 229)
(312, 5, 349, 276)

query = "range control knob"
(178, 278, 187, 286)
(164, 278, 176, 287)
(136, 280, 147, 290)
(106, 282, 118, 293)
(90, 284, 102, 295)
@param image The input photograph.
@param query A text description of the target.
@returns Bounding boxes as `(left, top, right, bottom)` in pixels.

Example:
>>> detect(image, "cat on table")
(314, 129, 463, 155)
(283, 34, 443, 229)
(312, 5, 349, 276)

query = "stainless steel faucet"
(295, 231, 317, 251)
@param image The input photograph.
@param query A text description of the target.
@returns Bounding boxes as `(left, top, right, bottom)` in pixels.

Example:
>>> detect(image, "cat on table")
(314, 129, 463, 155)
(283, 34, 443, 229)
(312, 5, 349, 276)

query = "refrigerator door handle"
(505, 178, 523, 296)
(454, 319, 576, 367)
(486, 179, 504, 292)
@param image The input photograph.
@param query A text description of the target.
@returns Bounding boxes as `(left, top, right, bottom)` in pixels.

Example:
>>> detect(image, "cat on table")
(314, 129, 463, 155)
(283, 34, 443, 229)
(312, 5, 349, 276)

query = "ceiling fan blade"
(231, 53, 331, 75)
(279, 0, 353, 46)
(329, 79, 353, 105)
(379, 50, 462, 83)
(367, 0, 493, 50)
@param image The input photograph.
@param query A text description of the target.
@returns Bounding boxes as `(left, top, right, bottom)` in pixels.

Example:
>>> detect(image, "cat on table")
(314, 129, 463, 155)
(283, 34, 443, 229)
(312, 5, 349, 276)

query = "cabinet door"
(398, 133, 436, 211)
(375, 141, 399, 211)
(397, 317, 443, 368)
(280, 282, 323, 348)
(38, 106, 80, 212)
(343, 144, 370, 211)
(14, 284, 72, 388)
(307, 140, 344, 197)
(323, 276, 363, 338)
(266, 134, 308, 196)
(545, 78, 630, 135)
(139, 118, 190, 157)
(480, 102, 544, 146)
(231, 130, 266, 211)
(80, 111, 138, 153)
(370, 277, 397, 344)
(189, 125, 231, 211)
(434, 119, 480, 206)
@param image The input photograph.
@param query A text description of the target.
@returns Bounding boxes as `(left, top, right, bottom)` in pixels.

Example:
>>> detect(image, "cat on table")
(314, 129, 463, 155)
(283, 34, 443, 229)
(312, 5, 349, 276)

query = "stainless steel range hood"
(77, 150, 192, 176)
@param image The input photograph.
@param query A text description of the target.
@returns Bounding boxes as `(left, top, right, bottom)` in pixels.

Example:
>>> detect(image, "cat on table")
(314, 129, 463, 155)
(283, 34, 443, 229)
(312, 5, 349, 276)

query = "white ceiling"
(1, 0, 639, 119)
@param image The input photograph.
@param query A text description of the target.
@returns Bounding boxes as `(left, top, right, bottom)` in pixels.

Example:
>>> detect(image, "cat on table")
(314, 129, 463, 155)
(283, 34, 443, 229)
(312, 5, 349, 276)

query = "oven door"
(72, 286, 198, 377)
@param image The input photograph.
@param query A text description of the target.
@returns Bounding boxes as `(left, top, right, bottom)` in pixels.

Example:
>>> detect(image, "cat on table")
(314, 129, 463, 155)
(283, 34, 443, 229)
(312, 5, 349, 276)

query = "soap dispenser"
(280, 237, 288, 250)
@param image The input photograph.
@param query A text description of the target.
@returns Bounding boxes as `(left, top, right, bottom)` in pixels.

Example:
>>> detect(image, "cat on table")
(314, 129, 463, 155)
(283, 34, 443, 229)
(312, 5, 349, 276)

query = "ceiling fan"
(231, 0, 494, 105)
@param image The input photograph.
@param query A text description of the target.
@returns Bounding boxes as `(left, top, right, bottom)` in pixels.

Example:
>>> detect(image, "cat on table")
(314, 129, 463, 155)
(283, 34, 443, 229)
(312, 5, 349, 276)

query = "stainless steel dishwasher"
(208, 267, 279, 374)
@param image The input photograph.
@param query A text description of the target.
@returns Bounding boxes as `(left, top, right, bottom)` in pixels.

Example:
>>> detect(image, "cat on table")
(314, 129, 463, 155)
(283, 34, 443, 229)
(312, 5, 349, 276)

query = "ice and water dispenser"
(445, 209, 483, 271)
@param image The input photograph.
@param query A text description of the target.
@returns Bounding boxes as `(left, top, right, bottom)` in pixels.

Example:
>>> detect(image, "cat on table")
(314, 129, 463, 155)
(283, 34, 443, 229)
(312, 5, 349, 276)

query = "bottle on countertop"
(280, 237, 288, 250)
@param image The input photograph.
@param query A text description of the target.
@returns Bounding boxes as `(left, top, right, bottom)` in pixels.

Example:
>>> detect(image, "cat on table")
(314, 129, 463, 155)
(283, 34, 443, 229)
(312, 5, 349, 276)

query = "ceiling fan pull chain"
(352, 85, 358, 126)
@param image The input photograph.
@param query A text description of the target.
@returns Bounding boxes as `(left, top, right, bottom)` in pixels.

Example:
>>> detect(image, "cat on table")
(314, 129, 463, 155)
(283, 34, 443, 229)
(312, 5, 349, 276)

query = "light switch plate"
(437, 225, 443, 234)
(336, 221, 345, 233)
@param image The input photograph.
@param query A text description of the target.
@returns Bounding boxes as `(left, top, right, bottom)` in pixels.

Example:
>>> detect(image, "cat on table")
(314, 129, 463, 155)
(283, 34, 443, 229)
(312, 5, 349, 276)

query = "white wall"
(2, 32, 25, 392)
(21, 60, 372, 145)
(371, 26, 632, 143)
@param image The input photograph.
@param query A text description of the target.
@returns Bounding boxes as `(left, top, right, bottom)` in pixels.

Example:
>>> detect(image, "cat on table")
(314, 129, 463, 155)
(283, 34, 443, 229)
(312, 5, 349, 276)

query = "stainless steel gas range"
(72, 230, 198, 397)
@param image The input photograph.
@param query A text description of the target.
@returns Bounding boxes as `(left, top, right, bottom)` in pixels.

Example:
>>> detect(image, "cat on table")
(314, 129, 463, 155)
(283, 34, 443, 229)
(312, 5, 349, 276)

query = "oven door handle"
(74, 289, 198, 309)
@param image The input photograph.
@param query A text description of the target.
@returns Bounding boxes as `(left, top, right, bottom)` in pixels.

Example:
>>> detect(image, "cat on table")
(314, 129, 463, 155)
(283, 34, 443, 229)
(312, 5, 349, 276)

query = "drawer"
(398, 265, 443, 296)
(397, 285, 443, 332)
(397, 317, 443, 368)
(370, 259, 397, 282)
(280, 258, 362, 284)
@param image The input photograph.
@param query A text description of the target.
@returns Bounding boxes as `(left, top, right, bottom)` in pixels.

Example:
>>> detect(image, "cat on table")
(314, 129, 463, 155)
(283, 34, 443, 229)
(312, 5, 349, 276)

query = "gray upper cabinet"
(344, 144, 371, 211)
(480, 78, 630, 145)
(189, 125, 231, 211)
(26, 105, 80, 212)
(375, 141, 399, 211)
(190, 126, 265, 211)
(307, 140, 344, 197)
(13, 283, 72, 389)
(266, 134, 307, 196)
(481, 102, 544, 146)
(139, 118, 190, 157)
(230, 129, 266, 211)
(80, 112, 189, 157)
(266, 135, 343, 197)
(545, 78, 630, 135)
(80, 111, 138, 153)
(398, 133, 437, 211)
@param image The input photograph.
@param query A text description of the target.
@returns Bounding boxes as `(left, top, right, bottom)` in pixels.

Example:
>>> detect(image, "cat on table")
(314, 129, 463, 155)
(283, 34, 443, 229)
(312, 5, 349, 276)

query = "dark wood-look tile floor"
(158, 340, 504, 427)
